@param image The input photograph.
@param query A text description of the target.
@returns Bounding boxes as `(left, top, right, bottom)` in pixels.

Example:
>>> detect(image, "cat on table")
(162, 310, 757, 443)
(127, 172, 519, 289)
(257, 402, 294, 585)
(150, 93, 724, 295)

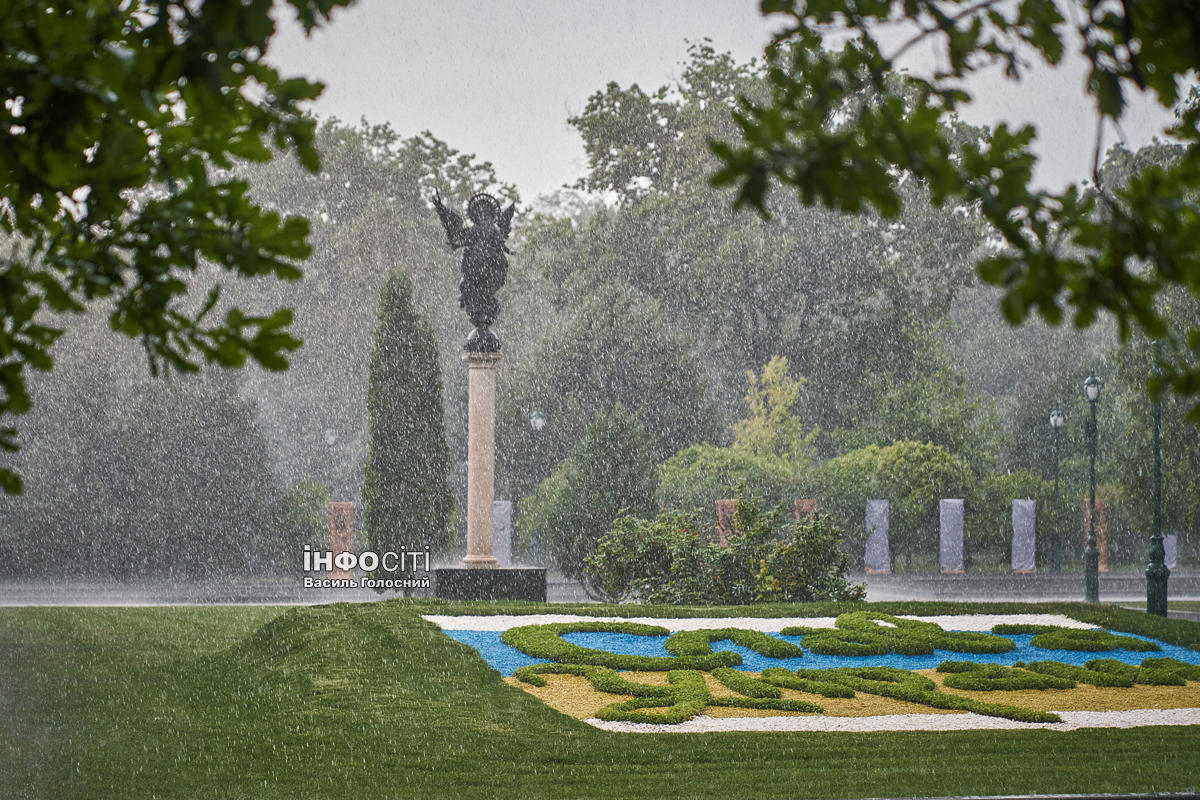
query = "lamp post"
(1049, 409, 1065, 573)
(529, 410, 546, 499)
(1147, 341, 1170, 616)
(1083, 376, 1102, 604)
(529, 410, 547, 566)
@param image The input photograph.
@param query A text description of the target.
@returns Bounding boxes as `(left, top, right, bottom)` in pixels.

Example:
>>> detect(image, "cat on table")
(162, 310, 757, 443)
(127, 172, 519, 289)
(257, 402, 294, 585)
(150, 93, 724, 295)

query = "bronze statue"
(432, 190, 516, 352)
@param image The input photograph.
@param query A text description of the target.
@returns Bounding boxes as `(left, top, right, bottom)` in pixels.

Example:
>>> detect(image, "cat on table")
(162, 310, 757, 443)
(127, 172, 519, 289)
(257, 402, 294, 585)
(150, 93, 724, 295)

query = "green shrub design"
(502, 622, 741, 671)
(935, 661, 1076, 691)
(712, 667, 782, 698)
(665, 628, 805, 659)
(590, 669, 824, 724)
(990, 625, 1161, 653)
(1084, 658, 1186, 686)
(759, 667, 856, 698)
(1141, 657, 1200, 681)
(791, 666, 1062, 723)
(504, 620, 1195, 726)
(1023, 661, 1136, 688)
(782, 612, 1015, 656)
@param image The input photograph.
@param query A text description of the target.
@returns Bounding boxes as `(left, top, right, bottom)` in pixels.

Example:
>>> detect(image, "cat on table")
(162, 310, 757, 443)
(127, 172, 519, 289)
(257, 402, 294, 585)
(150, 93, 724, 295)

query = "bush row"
(782, 612, 1015, 656)
(992, 624, 1160, 653)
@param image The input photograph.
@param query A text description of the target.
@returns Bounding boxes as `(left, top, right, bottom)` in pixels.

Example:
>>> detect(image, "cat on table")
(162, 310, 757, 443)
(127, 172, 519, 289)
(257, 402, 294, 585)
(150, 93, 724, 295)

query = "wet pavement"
(1, 571, 1197, 617)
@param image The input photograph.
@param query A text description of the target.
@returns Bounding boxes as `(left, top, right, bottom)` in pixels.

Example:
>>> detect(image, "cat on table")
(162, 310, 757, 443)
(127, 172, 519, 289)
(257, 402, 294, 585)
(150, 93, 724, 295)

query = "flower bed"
(425, 612, 1200, 733)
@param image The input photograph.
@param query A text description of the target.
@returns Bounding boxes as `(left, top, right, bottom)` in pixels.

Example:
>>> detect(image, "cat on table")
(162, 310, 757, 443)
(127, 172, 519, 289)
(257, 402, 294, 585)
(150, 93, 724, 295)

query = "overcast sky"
(266, 0, 1178, 202)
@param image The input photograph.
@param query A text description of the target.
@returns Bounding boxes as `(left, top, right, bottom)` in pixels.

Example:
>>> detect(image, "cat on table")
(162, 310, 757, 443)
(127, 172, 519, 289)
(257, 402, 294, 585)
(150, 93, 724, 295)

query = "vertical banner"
(940, 499, 965, 573)
(493, 501, 513, 568)
(864, 500, 890, 573)
(1011, 499, 1036, 573)
(715, 499, 736, 547)
(1083, 498, 1110, 572)
(327, 502, 355, 580)
(1165, 534, 1178, 570)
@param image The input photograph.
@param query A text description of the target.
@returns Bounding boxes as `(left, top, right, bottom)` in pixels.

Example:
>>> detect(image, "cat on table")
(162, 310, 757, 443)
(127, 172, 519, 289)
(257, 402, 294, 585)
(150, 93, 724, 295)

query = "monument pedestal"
(462, 351, 501, 569)
(434, 567, 547, 601)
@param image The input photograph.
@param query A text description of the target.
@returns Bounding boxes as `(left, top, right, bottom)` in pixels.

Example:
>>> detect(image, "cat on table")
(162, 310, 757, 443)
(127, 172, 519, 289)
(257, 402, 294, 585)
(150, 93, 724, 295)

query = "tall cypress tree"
(363, 271, 455, 566)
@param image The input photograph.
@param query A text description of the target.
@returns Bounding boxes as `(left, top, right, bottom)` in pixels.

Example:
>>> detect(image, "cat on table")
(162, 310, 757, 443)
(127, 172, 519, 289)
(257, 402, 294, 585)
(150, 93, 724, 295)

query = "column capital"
(462, 351, 503, 368)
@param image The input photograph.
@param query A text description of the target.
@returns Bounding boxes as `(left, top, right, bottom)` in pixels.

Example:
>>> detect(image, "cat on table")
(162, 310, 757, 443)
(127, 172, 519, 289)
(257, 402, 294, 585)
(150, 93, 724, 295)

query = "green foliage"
(936, 662, 1076, 691)
(593, 669, 825, 725)
(518, 404, 657, 590)
(584, 490, 862, 605)
(758, 668, 856, 698)
(1116, 290, 1200, 548)
(665, 629, 804, 660)
(712, 0, 1200, 416)
(1023, 660, 1135, 688)
(967, 469, 1047, 562)
(756, 514, 866, 603)
(1023, 627, 1160, 653)
(0, 0, 355, 493)
(528, 43, 982, 450)
(268, 479, 330, 569)
(501, 622, 740, 672)
(791, 666, 1061, 723)
(711, 667, 782, 698)
(1084, 659, 1186, 686)
(581, 511, 713, 604)
(656, 443, 805, 520)
(816, 440, 974, 569)
(1142, 657, 1200, 681)
(362, 271, 455, 566)
(781, 612, 1014, 657)
(657, 356, 816, 518)
(839, 325, 1003, 477)
(499, 285, 717, 491)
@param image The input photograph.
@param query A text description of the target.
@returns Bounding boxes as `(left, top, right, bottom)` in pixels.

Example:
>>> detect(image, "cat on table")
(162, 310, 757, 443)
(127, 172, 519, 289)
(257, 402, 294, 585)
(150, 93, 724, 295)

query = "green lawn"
(1, 599, 1197, 799)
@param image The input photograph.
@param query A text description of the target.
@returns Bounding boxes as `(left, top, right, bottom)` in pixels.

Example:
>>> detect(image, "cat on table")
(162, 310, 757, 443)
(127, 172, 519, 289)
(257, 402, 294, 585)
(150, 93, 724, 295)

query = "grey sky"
(267, 0, 1177, 202)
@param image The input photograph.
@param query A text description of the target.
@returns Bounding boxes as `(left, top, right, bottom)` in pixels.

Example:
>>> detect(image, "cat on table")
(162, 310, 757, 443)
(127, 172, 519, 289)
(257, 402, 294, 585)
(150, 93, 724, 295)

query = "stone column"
(1011, 499, 1037, 573)
(462, 352, 501, 568)
(864, 500, 890, 573)
(939, 498, 964, 573)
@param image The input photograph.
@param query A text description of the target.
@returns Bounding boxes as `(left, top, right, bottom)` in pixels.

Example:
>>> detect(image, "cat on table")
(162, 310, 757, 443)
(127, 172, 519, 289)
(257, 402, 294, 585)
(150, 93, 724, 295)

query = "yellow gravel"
(505, 669, 1200, 720)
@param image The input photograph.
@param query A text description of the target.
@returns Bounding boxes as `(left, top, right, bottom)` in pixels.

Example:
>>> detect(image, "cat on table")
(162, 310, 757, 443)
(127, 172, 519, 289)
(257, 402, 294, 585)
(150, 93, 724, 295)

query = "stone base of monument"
(433, 567, 547, 602)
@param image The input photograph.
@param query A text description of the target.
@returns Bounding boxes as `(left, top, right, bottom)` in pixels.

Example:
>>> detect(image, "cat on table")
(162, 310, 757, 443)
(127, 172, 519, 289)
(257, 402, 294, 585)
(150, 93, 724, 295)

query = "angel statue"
(432, 190, 517, 352)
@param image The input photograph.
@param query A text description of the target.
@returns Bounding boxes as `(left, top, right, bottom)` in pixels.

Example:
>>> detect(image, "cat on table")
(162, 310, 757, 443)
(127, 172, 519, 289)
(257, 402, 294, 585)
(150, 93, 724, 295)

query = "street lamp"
(529, 411, 546, 499)
(1147, 341, 1170, 616)
(1049, 409, 1065, 573)
(1083, 375, 1102, 603)
(528, 410, 548, 566)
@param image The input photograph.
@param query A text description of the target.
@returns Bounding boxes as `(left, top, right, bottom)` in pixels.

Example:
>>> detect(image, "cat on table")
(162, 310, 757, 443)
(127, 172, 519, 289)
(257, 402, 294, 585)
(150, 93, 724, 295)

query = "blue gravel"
(446, 628, 1200, 677)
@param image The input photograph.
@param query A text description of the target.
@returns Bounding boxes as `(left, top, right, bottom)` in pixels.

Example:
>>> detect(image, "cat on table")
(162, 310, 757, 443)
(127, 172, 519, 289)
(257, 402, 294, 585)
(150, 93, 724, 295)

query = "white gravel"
(584, 708, 1200, 734)
(423, 613, 1096, 632)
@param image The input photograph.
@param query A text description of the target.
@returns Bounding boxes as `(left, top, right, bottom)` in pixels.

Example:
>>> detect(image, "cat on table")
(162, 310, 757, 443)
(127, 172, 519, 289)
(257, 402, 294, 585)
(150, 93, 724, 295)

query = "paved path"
(1, 572, 1197, 616)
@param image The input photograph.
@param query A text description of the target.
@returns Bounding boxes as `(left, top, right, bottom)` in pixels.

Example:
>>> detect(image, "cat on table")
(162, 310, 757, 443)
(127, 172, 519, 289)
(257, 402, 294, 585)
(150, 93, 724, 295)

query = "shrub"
(584, 489, 864, 605)
(518, 403, 657, 593)
(756, 514, 867, 603)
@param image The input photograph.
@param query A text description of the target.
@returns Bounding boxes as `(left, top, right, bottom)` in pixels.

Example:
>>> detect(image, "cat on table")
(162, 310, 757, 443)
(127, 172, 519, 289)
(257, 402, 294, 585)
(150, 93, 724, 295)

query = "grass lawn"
(1, 599, 1197, 799)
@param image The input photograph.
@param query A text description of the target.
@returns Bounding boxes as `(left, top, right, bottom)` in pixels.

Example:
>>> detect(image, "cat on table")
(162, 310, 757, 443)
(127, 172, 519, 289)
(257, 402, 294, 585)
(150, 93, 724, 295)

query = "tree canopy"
(0, 0, 354, 492)
(712, 0, 1200, 415)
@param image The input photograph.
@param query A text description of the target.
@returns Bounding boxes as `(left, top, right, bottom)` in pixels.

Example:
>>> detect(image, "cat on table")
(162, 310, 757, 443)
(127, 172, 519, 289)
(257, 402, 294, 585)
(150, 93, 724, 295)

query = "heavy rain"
(2, 1, 1200, 798)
